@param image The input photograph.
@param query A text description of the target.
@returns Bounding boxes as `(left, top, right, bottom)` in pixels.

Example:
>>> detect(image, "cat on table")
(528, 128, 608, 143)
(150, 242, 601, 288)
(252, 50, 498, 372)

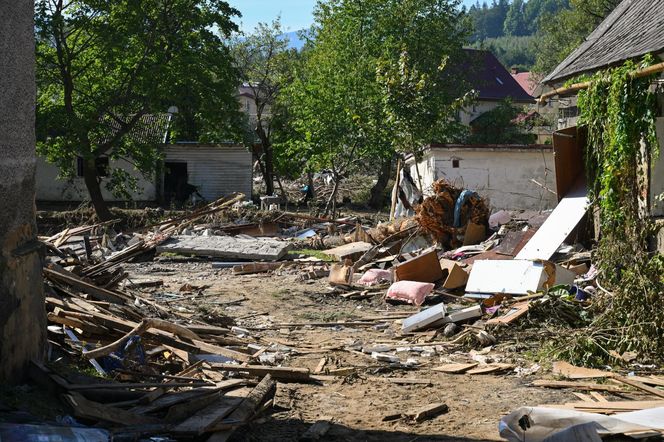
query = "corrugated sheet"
(164, 145, 252, 200)
(544, 0, 664, 84)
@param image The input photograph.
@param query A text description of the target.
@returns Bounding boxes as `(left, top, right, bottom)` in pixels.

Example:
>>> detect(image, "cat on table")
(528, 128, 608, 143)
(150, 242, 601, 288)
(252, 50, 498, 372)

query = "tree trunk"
(324, 172, 341, 217)
(369, 155, 393, 210)
(82, 158, 113, 221)
(255, 124, 274, 195)
(275, 172, 288, 203)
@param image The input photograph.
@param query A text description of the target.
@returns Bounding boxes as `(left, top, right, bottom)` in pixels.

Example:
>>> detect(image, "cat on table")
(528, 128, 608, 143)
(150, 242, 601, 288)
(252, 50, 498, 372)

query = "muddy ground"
(123, 259, 577, 442)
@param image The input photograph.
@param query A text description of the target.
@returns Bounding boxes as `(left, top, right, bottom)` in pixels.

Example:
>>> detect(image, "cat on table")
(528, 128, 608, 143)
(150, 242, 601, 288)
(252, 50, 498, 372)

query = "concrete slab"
(157, 235, 292, 261)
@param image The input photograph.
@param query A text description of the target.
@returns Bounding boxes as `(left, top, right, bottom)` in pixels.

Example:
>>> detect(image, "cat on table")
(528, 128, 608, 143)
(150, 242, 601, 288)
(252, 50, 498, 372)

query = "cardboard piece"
(328, 261, 353, 285)
(465, 259, 576, 295)
(552, 361, 614, 379)
(432, 362, 479, 374)
(486, 301, 530, 325)
(401, 303, 447, 333)
(463, 222, 486, 246)
(439, 259, 469, 289)
(395, 248, 444, 283)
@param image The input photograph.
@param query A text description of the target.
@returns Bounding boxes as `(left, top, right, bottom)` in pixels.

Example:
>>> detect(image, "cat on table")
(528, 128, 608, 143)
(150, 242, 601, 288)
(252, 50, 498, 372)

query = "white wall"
(409, 147, 557, 211)
(36, 156, 156, 202)
(460, 100, 500, 125)
(164, 145, 252, 200)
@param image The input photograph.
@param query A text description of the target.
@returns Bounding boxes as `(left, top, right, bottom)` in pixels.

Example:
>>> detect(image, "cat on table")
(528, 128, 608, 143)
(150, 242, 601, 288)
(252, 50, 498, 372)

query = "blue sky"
(227, 0, 476, 33)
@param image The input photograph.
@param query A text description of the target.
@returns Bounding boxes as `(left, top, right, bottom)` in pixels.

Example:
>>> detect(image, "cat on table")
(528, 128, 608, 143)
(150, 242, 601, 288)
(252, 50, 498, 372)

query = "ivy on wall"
(553, 56, 664, 364)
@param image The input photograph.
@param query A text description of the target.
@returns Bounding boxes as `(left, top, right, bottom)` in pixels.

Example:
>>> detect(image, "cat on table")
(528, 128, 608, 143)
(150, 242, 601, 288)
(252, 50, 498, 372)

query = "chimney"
(511, 67, 518, 74)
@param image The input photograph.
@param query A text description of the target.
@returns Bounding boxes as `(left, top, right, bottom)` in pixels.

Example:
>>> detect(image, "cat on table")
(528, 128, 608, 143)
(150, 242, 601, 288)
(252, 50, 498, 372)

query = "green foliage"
(561, 57, 664, 363)
(468, 0, 569, 69)
(36, 0, 242, 217)
(231, 18, 299, 194)
(282, 0, 471, 178)
(470, 35, 536, 71)
(532, 0, 619, 76)
(466, 99, 536, 144)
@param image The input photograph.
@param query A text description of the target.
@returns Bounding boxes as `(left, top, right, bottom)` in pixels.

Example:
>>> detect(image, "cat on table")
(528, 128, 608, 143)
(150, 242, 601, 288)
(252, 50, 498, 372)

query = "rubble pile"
(14, 185, 664, 441)
(415, 179, 489, 248)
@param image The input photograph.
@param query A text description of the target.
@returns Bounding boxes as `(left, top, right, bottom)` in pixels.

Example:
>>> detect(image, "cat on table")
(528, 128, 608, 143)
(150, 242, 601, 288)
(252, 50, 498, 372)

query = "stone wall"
(0, 0, 46, 382)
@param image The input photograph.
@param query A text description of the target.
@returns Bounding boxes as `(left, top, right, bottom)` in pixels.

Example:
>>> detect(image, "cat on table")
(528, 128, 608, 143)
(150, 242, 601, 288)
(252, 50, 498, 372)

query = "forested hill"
(465, 0, 570, 71)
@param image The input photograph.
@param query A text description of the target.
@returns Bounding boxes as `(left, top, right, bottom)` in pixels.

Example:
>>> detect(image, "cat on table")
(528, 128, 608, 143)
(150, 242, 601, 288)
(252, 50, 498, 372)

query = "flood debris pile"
(17, 177, 663, 441)
(415, 179, 489, 249)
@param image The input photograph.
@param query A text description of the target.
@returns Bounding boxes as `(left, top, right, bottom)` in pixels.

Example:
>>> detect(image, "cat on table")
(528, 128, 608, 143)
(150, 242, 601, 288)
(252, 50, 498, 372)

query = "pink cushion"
(358, 269, 393, 286)
(386, 281, 435, 306)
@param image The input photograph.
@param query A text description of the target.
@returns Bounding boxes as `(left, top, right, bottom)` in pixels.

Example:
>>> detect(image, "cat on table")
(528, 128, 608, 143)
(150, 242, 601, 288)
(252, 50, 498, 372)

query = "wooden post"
(389, 158, 402, 221)
(0, 0, 46, 382)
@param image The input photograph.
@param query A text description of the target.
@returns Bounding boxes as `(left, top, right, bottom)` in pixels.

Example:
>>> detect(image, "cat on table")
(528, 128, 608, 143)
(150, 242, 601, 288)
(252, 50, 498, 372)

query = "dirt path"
(125, 261, 574, 441)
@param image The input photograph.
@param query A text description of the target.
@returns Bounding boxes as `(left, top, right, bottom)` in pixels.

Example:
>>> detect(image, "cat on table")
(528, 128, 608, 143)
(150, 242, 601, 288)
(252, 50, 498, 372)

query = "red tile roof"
(511, 72, 537, 96)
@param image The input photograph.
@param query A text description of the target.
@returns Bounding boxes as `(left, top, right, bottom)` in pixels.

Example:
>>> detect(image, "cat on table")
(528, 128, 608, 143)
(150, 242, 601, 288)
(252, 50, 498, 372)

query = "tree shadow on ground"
(229, 416, 498, 442)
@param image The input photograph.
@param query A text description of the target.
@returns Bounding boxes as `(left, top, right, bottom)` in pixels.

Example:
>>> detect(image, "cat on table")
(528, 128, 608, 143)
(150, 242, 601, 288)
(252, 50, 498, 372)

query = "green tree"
(282, 0, 472, 213)
(231, 18, 298, 197)
(532, 0, 618, 76)
(467, 99, 536, 144)
(503, 0, 528, 36)
(36, 0, 241, 220)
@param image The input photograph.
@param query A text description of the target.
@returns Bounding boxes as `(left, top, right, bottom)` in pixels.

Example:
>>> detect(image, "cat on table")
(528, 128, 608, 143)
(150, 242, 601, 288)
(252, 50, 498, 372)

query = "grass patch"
(291, 249, 336, 262)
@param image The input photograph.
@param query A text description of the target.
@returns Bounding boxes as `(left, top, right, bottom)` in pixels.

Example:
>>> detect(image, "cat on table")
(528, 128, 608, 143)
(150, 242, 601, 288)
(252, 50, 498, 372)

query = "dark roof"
(98, 113, 170, 146)
(544, 0, 664, 84)
(462, 49, 534, 102)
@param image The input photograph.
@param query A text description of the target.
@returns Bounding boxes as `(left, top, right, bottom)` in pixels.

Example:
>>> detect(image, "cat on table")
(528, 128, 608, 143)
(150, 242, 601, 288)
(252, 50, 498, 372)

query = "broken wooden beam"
(210, 363, 312, 382)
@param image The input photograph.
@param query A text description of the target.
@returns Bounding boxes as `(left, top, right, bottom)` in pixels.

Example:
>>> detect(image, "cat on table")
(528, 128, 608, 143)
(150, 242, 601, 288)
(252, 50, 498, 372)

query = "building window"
(559, 106, 579, 119)
(77, 157, 109, 177)
(452, 159, 460, 168)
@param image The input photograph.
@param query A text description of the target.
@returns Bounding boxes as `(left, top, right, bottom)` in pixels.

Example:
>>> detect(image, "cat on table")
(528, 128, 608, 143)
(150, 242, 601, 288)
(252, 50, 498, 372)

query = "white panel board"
(515, 180, 588, 260)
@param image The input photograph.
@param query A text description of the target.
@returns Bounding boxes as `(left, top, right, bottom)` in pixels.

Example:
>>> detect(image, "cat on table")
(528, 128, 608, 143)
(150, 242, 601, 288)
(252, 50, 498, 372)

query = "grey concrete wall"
(0, 0, 46, 382)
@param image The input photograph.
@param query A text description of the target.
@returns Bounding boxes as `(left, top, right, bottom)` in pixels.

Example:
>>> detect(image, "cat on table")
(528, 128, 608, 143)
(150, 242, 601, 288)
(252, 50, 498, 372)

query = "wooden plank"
(44, 267, 128, 304)
(531, 380, 626, 392)
(172, 395, 243, 434)
(63, 392, 162, 426)
(210, 363, 312, 382)
(466, 363, 514, 375)
(395, 248, 444, 283)
(192, 340, 251, 363)
(207, 374, 276, 440)
(589, 392, 608, 402)
(627, 375, 664, 387)
(515, 177, 588, 260)
(68, 381, 213, 390)
(407, 403, 449, 422)
(432, 363, 478, 374)
(130, 388, 221, 415)
(572, 392, 596, 402)
(552, 361, 614, 379)
(314, 358, 327, 374)
(613, 376, 664, 399)
(486, 302, 530, 325)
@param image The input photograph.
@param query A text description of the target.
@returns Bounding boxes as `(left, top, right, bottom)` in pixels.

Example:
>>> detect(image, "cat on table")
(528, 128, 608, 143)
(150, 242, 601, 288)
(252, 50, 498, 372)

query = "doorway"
(164, 162, 188, 204)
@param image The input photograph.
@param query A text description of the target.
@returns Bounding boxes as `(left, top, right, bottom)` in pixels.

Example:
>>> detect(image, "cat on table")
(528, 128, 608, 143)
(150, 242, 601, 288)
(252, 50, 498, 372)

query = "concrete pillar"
(0, 0, 46, 382)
